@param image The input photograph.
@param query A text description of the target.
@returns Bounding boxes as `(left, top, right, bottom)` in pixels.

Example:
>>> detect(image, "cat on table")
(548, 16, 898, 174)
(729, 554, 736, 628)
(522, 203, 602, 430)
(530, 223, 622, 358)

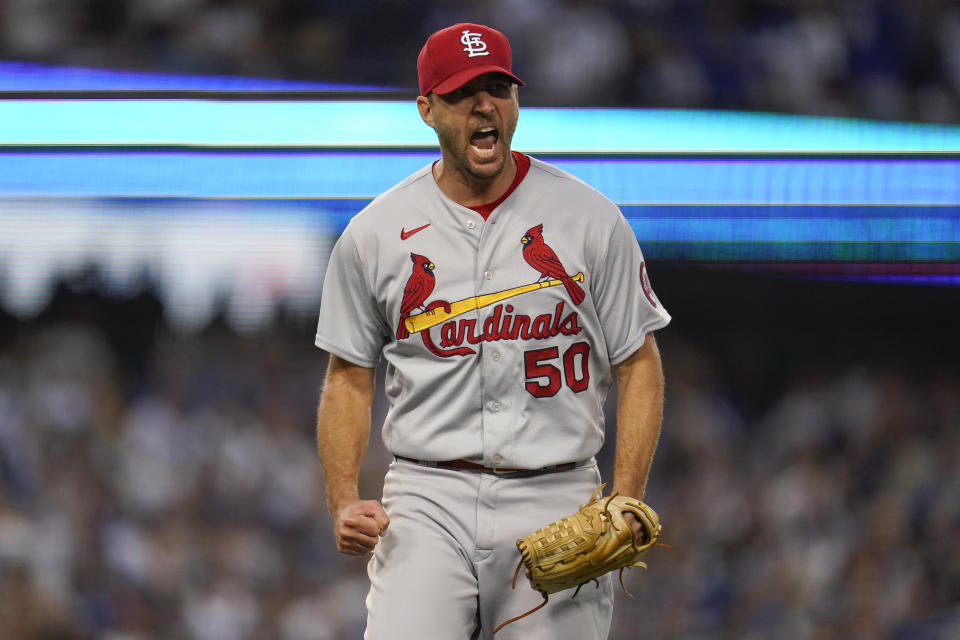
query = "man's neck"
(432, 152, 518, 208)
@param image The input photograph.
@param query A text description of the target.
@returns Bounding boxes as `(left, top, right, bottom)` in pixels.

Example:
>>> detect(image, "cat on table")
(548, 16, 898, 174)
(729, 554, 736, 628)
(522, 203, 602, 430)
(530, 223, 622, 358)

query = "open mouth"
(470, 126, 499, 156)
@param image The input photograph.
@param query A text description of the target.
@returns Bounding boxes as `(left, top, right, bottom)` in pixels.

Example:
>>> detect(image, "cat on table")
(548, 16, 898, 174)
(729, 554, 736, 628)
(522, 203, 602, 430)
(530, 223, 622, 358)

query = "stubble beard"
(435, 112, 518, 183)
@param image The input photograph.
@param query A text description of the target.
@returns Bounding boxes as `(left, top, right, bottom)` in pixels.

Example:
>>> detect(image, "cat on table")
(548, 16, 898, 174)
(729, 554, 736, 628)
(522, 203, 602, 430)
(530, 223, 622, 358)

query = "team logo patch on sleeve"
(640, 261, 658, 308)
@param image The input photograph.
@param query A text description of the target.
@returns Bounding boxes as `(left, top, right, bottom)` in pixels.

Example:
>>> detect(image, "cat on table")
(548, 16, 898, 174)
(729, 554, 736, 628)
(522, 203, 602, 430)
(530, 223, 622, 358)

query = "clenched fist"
(334, 500, 390, 555)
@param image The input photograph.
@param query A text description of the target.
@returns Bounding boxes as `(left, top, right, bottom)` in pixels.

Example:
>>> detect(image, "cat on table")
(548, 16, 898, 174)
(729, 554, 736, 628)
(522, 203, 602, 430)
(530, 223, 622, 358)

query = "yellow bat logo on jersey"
(403, 273, 584, 334)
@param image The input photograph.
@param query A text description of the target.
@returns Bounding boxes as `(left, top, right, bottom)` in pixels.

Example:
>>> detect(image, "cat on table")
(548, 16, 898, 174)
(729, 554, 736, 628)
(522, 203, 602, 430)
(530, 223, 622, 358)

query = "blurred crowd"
(0, 290, 957, 639)
(0, 311, 380, 640)
(1, 0, 958, 122)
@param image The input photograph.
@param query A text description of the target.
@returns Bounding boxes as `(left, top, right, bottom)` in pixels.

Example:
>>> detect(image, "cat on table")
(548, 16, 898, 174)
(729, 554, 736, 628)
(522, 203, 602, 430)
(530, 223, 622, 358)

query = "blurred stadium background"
(1, 2, 959, 639)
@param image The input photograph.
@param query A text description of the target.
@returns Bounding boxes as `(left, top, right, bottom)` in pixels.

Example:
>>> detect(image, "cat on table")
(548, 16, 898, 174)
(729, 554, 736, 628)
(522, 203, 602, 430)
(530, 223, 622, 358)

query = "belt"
(395, 455, 578, 478)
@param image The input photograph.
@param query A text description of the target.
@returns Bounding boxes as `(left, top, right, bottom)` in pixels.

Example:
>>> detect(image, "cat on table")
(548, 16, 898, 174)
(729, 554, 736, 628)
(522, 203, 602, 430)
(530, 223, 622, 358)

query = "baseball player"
(315, 23, 670, 639)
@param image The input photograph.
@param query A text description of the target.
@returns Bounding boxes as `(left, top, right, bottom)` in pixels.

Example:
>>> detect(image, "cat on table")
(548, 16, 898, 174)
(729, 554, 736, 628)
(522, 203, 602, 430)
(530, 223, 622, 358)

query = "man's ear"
(417, 95, 435, 129)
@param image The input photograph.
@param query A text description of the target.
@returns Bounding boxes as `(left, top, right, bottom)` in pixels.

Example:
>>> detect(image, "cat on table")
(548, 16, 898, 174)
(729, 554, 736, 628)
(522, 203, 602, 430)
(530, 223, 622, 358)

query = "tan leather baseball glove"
(493, 484, 662, 634)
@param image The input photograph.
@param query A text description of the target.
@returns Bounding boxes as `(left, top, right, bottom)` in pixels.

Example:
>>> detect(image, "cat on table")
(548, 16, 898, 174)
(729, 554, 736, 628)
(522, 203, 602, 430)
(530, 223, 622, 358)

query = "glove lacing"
(493, 489, 626, 635)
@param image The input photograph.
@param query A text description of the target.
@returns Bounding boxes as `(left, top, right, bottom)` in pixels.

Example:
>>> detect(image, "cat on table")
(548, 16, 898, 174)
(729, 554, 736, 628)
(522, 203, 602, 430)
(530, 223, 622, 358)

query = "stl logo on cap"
(417, 23, 524, 96)
(460, 29, 490, 58)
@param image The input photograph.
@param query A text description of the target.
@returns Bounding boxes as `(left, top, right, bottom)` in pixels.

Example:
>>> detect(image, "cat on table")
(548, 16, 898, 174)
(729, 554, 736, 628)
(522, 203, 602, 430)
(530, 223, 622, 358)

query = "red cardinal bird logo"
(521, 224, 585, 305)
(396, 253, 436, 339)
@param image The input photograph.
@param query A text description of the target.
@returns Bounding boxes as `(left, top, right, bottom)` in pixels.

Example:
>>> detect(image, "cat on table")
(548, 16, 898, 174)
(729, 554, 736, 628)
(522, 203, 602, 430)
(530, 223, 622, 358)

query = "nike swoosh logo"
(400, 223, 431, 240)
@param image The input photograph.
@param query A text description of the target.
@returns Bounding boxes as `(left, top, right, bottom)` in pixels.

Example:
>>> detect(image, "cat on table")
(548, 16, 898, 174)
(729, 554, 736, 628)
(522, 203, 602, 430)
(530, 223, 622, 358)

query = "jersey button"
(490, 401, 502, 412)
(491, 352, 501, 361)
(492, 454, 504, 465)
(466, 220, 476, 229)
(484, 270, 493, 280)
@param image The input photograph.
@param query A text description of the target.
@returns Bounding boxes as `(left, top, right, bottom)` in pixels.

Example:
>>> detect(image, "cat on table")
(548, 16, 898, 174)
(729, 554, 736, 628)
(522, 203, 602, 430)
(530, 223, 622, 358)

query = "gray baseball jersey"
(315, 154, 670, 469)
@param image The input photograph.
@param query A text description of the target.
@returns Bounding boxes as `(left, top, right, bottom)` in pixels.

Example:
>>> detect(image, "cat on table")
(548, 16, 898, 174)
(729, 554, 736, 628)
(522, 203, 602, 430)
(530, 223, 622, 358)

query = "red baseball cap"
(417, 23, 524, 96)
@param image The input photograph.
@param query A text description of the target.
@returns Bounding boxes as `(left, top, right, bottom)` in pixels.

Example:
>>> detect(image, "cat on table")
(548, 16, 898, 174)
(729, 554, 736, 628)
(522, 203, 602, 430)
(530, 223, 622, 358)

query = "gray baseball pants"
(363, 457, 614, 639)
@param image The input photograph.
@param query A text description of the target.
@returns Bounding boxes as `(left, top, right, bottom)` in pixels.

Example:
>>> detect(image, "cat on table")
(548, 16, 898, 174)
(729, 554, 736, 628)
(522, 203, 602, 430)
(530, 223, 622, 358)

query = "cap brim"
(429, 65, 524, 96)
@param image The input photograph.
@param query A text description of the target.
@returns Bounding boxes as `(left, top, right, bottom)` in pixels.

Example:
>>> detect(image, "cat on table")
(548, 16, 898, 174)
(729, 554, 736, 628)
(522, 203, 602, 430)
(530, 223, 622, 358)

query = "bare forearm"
(612, 334, 664, 499)
(316, 355, 389, 556)
(316, 355, 376, 515)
